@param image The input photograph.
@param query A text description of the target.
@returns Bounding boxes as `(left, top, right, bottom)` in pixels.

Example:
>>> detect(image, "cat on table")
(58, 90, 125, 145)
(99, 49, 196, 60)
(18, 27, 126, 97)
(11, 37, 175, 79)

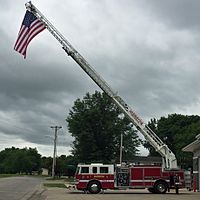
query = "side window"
(92, 167, 97, 174)
(100, 167, 108, 173)
(81, 167, 89, 173)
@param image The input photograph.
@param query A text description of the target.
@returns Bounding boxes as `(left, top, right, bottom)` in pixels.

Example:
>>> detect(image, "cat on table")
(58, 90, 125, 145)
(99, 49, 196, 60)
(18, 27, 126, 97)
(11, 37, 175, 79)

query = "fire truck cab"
(75, 163, 186, 194)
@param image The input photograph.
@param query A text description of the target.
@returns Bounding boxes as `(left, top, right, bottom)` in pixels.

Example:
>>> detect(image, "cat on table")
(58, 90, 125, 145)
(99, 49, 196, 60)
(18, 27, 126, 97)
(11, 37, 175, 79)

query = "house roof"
(182, 134, 200, 152)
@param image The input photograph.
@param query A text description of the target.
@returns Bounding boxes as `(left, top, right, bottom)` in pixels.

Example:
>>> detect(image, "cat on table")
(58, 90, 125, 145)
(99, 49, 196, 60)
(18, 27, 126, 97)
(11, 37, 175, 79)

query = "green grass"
(0, 174, 49, 179)
(46, 177, 75, 182)
(0, 174, 21, 178)
(43, 183, 67, 188)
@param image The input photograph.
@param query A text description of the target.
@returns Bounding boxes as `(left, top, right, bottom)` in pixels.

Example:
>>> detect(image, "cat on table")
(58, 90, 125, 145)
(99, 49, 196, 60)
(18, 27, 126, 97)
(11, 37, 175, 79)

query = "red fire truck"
(25, 2, 191, 194)
(75, 163, 186, 194)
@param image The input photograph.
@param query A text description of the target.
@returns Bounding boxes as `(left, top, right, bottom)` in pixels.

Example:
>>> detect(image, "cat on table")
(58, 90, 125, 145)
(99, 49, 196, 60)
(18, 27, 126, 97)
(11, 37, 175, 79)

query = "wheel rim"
(156, 183, 166, 193)
(90, 183, 99, 193)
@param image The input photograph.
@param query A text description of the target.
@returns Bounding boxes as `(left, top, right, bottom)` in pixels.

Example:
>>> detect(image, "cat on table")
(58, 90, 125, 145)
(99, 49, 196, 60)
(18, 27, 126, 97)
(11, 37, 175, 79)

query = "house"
(182, 134, 200, 192)
(41, 168, 49, 176)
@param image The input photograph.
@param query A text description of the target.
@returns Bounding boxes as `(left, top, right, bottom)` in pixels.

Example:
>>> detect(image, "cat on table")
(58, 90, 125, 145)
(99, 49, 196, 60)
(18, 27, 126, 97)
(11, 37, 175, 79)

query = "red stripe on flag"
(14, 11, 46, 58)
(22, 25, 46, 58)
(19, 21, 45, 58)
(18, 20, 42, 53)
(14, 25, 24, 49)
(14, 26, 28, 51)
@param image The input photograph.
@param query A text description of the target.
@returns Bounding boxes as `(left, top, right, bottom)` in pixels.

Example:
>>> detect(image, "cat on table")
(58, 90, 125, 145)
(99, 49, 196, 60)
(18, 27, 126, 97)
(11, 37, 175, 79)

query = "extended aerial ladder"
(25, 1, 178, 169)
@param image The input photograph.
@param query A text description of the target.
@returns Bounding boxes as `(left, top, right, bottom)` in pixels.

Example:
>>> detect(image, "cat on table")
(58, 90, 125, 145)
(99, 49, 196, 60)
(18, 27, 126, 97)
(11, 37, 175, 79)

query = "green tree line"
(0, 147, 76, 176)
(0, 147, 41, 174)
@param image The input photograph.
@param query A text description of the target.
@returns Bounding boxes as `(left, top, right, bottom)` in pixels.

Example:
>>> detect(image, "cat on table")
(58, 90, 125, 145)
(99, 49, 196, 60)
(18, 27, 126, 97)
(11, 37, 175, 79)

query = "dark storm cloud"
(1, 0, 200, 155)
(0, 47, 91, 147)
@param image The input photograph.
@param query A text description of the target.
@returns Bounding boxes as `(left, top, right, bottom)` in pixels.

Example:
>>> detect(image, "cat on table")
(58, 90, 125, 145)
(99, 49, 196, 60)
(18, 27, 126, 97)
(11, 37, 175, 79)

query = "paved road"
(45, 188, 200, 200)
(0, 176, 45, 200)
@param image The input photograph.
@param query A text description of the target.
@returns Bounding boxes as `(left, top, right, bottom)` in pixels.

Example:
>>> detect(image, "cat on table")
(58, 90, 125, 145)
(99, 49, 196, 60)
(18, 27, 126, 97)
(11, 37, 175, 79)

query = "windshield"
(75, 167, 80, 175)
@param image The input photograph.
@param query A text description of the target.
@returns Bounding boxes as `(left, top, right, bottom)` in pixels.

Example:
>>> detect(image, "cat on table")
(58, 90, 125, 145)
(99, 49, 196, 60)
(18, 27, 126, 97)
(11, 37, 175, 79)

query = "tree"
(0, 147, 41, 174)
(41, 155, 77, 177)
(66, 91, 141, 163)
(41, 156, 52, 174)
(144, 114, 200, 168)
(55, 155, 77, 177)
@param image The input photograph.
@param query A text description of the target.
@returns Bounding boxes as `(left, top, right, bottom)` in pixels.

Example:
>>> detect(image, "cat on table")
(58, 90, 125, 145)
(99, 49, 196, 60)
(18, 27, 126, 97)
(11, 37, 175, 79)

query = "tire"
(154, 181, 168, 194)
(87, 181, 101, 194)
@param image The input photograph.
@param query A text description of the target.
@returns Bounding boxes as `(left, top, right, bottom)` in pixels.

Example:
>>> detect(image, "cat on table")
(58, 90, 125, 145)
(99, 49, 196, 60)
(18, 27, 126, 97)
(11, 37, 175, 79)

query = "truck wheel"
(87, 181, 101, 194)
(154, 181, 167, 194)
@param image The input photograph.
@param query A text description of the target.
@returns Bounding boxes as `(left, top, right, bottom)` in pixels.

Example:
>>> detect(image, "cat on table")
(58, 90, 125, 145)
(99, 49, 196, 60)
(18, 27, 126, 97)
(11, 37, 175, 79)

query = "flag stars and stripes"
(14, 10, 45, 58)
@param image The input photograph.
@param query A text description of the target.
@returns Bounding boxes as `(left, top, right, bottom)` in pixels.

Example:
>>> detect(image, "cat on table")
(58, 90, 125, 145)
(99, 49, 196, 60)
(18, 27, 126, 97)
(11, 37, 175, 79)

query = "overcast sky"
(1, 0, 200, 157)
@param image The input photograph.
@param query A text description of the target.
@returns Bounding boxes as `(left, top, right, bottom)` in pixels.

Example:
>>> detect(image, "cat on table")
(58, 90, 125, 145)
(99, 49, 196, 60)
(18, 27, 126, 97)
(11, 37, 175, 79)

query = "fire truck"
(25, 2, 191, 194)
(75, 163, 186, 194)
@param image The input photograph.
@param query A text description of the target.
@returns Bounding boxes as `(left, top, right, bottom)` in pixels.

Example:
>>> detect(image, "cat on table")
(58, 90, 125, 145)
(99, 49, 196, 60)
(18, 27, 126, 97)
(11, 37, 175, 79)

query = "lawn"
(0, 174, 21, 178)
(43, 183, 67, 188)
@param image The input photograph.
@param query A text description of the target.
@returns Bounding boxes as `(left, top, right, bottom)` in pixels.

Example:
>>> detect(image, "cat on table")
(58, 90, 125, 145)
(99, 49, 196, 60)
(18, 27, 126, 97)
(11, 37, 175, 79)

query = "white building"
(41, 168, 49, 176)
(183, 134, 200, 192)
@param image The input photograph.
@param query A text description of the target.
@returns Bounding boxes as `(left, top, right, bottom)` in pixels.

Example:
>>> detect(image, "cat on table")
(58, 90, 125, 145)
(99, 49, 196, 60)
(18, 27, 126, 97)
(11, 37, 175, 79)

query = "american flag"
(14, 10, 46, 58)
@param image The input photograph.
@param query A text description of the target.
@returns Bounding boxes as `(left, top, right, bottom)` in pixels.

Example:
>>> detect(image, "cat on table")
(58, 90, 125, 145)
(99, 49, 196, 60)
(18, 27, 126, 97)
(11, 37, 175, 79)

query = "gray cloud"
(1, 0, 200, 156)
(137, 0, 200, 30)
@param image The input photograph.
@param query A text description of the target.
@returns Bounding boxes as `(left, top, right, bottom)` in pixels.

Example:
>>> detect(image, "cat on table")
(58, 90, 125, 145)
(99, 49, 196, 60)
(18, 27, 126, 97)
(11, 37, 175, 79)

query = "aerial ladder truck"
(25, 2, 190, 193)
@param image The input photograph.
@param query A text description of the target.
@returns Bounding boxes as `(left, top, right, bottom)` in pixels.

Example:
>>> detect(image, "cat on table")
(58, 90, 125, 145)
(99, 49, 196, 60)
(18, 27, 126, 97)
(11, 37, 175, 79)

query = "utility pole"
(50, 126, 62, 178)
